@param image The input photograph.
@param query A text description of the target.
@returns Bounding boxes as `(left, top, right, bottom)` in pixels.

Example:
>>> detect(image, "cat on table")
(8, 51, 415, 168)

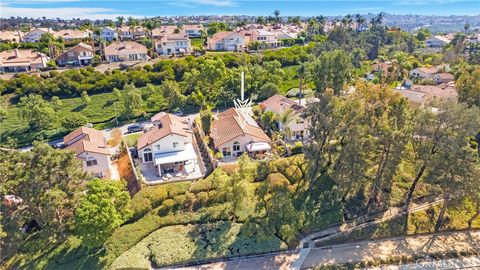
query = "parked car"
(172, 110, 183, 117)
(52, 141, 65, 149)
(127, 124, 143, 134)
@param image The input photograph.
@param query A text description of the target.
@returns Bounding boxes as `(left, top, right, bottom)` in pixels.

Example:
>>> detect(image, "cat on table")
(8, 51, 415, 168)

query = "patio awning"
(154, 143, 197, 165)
(245, 142, 271, 152)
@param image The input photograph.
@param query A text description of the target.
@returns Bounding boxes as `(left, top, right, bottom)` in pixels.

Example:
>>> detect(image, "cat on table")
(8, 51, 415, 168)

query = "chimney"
(14, 48, 19, 58)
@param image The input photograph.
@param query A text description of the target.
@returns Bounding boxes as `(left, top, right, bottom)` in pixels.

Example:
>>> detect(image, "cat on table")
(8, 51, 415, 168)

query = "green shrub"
(131, 196, 153, 220)
(159, 199, 175, 216)
(167, 182, 190, 197)
(111, 221, 288, 269)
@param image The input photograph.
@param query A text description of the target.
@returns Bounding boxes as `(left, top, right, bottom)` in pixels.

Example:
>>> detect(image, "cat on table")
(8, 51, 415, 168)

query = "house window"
(94, 172, 104, 178)
(233, 141, 240, 152)
(143, 148, 153, 162)
(222, 147, 232, 157)
(86, 157, 98, 167)
(173, 142, 179, 148)
(156, 145, 161, 151)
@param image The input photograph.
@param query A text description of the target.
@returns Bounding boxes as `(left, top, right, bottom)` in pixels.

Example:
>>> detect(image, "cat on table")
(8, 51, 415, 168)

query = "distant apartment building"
(104, 41, 148, 62)
(0, 49, 49, 72)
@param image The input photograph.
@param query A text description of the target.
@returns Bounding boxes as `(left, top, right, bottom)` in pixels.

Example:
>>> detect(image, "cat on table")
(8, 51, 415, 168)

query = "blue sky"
(1, 0, 479, 19)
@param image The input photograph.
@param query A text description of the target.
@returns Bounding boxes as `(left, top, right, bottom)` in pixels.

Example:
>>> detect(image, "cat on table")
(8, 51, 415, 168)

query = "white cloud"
(194, 0, 237, 7)
(167, 0, 237, 8)
(0, 4, 142, 19)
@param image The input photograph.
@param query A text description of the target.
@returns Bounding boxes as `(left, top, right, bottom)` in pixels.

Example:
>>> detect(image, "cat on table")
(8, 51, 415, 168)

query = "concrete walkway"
(301, 230, 480, 268)
(160, 231, 480, 270)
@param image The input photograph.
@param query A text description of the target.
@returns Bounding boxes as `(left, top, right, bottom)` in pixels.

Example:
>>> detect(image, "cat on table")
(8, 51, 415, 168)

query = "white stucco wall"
(216, 134, 270, 157)
(78, 151, 112, 179)
(139, 133, 192, 163)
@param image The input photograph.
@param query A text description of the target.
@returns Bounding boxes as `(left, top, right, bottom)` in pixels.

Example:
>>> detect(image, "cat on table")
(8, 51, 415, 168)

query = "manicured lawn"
(123, 132, 142, 147)
(1, 88, 165, 146)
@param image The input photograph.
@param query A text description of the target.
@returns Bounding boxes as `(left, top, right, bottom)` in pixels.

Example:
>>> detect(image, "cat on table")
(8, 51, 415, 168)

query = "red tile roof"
(211, 108, 271, 148)
(261, 94, 304, 114)
(63, 127, 110, 156)
(137, 112, 191, 150)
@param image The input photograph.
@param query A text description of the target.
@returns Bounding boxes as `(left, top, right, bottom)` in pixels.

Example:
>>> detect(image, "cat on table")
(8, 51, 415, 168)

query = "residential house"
(372, 61, 392, 74)
(396, 82, 457, 107)
(118, 26, 146, 40)
(410, 64, 449, 81)
(22, 28, 53, 43)
(207, 31, 245, 51)
(56, 43, 94, 66)
(100, 27, 117, 41)
(155, 33, 191, 56)
(183, 24, 204, 37)
(152, 25, 178, 38)
(270, 29, 297, 40)
(137, 112, 200, 179)
(426, 35, 451, 48)
(0, 30, 23, 43)
(433, 72, 454, 84)
(104, 41, 148, 62)
(0, 49, 49, 72)
(248, 29, 281, 49)
(261, 94, 309, 141)
(211, 108, 271, 159)
(63, 127, 113, 179)
(54, 29, 89, 43)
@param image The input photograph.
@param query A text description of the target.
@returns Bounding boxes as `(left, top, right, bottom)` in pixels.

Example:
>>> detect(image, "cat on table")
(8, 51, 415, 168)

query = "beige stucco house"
(211, 108, 271, 159)
(63, 127, 113, 179)
(261, 95, 309, 142)
(137, 112, 200, 179)
(104, 41, 148, 62)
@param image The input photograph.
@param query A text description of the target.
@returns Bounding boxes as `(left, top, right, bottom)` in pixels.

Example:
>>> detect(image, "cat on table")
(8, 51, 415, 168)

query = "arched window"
(143, 148, 153, 162)
(233, 141, 240, 152)
(86, 156, 98, 167)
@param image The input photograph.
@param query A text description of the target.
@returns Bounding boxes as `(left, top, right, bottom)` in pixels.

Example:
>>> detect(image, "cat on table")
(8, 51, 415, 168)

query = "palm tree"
(278, 109, 297, 141)
(273, 10, 281, 24)
(355, 14, 365, 30)
(464, 23, 470, 34)
(297, 63, 308, 106)
(116, 16, 124, 28)
(143, 18, 159, 57)
(261, 111, 277, 136)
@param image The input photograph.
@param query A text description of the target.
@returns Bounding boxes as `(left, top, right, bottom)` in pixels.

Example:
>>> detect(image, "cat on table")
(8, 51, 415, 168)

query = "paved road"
(301, 230, 480, 268)
(17, 112, 200, 151)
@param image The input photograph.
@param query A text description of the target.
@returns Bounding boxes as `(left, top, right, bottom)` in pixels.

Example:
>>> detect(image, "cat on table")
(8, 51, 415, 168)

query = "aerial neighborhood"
(1, 9, 480, 270)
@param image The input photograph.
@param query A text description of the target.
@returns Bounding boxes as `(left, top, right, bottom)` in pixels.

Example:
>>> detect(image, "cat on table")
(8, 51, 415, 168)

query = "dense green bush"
(110, 221, 287, 269)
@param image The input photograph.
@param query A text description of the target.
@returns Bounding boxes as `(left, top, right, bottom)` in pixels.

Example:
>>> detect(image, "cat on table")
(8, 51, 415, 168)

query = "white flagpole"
(241, 71, 244, 101)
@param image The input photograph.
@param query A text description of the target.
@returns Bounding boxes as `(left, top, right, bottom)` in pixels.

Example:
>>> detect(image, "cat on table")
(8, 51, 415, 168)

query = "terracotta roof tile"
(104, 41, 147, 55)
(137, 113, 191, 150)
(211, 108, 270, 148)
(63, 127, 110, 156)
